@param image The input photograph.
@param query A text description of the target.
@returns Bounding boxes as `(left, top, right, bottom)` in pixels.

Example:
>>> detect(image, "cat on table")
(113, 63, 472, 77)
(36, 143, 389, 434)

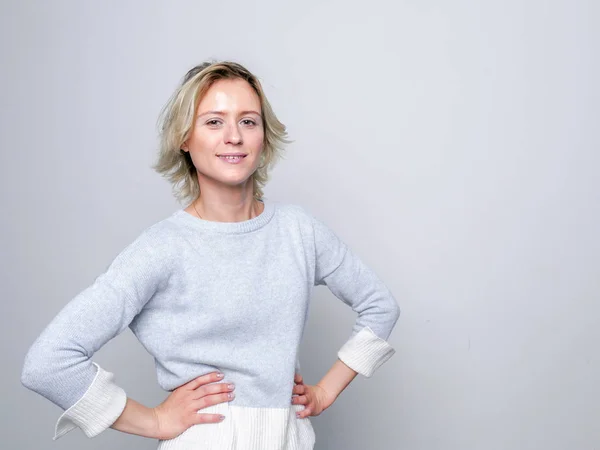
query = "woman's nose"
(225, 124, 242, 145)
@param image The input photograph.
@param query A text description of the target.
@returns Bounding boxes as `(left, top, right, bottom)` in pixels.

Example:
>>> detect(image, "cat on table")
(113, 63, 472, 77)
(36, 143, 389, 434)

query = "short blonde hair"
(152, 61, 289, 205)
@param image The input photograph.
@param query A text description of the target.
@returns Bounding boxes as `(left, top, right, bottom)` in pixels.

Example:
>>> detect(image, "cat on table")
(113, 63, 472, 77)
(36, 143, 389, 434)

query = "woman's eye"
(241, 119, 256, 126)
(206, 119, 222, 126)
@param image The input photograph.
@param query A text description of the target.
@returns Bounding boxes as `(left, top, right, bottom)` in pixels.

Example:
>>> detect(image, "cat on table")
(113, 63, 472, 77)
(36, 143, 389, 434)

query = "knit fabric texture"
(21, 199, 400, 448)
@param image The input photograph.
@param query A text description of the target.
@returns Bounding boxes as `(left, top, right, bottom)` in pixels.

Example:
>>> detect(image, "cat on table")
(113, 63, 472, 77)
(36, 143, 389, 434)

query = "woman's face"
(182, 78, 264, 194)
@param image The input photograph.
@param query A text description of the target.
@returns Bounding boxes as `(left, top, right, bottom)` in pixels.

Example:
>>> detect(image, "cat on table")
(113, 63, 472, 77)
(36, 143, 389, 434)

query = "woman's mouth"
(217, 154, 247, 164)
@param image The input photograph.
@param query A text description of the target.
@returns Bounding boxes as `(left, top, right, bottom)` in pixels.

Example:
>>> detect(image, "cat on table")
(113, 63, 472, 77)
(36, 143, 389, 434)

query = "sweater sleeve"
(20, 227, 172, 440)
(311, 214, 400, 377)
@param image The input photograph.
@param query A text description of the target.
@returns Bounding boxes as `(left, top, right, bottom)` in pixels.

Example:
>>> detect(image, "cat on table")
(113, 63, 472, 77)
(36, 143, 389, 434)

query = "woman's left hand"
(291, 373, 335, 418)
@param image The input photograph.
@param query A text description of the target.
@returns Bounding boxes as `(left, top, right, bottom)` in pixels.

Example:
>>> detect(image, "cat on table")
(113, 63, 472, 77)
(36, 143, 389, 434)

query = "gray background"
(1, 0, 598, 449)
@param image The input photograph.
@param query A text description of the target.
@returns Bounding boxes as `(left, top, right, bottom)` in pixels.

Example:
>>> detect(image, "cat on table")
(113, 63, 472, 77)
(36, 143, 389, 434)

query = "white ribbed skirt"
(156, 404, 315, 450)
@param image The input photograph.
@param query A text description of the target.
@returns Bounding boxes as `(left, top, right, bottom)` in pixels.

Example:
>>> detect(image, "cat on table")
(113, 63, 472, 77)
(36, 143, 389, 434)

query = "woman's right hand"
(151, 371, 235, 440)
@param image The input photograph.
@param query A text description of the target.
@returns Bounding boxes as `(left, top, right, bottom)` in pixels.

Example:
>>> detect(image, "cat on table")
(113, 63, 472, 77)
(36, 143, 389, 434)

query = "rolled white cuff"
(53, 362, 127, 440)
(337, 326, 396, 377)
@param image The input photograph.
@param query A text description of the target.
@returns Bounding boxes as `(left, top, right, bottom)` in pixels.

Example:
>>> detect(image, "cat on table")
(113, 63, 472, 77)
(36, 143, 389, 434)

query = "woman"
(21, 60, 400, 450)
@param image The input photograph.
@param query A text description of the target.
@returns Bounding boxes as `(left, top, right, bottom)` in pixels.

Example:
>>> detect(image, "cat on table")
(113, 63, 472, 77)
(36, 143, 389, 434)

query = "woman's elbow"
(387, 297, 401, 328)
(21, 352, 43, 392)
(20, 344, 56, 393)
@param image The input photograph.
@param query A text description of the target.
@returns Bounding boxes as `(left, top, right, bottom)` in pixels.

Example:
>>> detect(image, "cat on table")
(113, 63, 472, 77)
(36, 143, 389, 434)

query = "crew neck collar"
(171, 198, 276, 234)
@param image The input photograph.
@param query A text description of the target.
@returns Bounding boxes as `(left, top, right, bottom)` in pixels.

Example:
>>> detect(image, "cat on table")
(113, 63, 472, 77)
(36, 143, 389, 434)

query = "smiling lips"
(218, 154, 247, 164)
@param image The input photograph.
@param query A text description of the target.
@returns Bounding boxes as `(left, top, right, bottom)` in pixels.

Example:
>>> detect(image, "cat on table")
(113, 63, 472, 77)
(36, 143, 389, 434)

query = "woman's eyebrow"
(197, 110, 262, 117)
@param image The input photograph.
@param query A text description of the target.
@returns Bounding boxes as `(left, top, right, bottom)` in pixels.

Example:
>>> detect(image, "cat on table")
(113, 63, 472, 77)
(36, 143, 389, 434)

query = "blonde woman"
(21, 61, 400, 450)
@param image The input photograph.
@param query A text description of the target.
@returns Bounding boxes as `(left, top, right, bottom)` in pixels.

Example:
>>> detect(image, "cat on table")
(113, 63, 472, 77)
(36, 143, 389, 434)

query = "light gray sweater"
(21, 199, 400, 448)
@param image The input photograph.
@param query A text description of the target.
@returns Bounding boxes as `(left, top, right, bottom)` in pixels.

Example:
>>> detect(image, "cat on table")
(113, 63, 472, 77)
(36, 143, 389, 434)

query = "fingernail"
(219, 415, 226, 421)
(228, 392, 235, 399)
(216, 373, 224, 378)
(296, 412, 301, 418)
(227, 384, 235, 390)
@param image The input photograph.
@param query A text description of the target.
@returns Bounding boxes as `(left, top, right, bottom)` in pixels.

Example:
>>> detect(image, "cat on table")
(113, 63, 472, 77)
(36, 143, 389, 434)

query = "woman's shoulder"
(271, 200, 317, 225)
(137, 212, 183, 240)
(272, 200, 344, 245)
(120, 211, 187, 258)
(271, 200, 341, 243)
(274, 200, 336, 227)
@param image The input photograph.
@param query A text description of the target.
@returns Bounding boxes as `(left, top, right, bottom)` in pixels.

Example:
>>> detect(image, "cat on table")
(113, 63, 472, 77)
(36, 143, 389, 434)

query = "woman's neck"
(186, 189, 263, 223)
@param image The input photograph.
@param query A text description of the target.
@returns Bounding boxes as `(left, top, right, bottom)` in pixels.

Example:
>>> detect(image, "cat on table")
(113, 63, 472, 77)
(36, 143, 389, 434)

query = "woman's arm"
(309, 211, 401, 378)
(21, 227, 172, 440)
(291, 209, 401, 417)
(316, 358, 358, 402)
(293, 359, 358, 418)
(111, 397, 160, 438)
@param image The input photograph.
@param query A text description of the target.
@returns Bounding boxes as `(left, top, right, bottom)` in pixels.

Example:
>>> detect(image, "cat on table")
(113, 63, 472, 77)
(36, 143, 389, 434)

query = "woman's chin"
(216, 174, 255, 189)
(197, 168, 257, 190)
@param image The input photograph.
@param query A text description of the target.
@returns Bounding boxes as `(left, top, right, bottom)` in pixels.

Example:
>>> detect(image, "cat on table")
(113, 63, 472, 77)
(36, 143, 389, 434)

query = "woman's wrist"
(315, 359, 358, 409)
(314, 383, 337, 410)
(110, 397, 160, 439)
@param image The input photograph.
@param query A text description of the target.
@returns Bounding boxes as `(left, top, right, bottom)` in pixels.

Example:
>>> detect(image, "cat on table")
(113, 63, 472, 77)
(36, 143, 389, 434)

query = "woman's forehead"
(198, 78, 261, 114)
